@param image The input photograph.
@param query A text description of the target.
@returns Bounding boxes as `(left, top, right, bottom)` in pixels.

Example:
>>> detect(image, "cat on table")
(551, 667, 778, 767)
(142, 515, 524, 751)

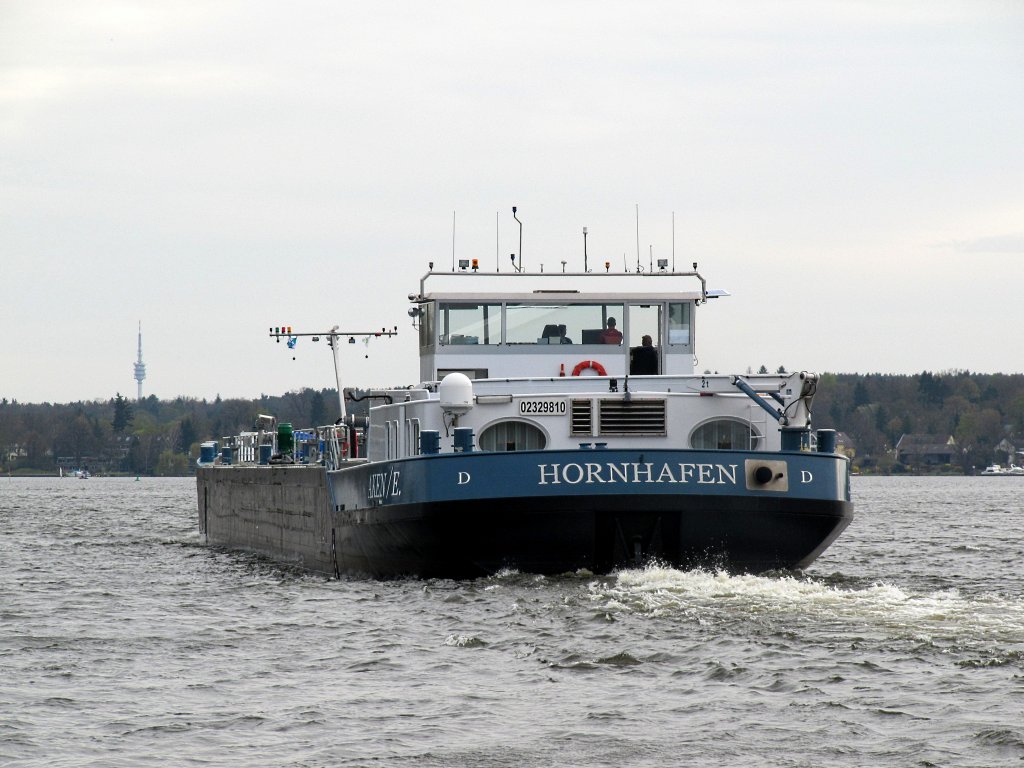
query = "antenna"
(451, 210, 456, 272)
(672, 211, 676, 272)
(513, 206, 522, 271)
(635, 203, 640, 272)
(582, 226, 588, 272)
(495, 210, 500, 272)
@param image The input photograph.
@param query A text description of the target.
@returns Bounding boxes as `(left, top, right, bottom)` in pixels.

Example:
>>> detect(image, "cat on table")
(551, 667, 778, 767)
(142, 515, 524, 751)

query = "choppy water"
(2, 476, 1022, 767)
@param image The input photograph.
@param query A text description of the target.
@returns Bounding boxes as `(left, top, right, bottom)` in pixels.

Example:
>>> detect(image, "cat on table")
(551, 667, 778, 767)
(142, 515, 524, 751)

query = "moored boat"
(197, 260, 853, 577)
(980, 463, 1024, 476)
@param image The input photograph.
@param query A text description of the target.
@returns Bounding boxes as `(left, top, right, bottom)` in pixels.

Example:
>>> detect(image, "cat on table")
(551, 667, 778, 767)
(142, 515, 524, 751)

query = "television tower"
(133, 322, 146, 401)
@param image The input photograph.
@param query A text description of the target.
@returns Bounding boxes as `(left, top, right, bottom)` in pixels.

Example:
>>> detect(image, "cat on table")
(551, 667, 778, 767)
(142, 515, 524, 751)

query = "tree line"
(2, 371, 1022, 475)
(0, 389, 338, 476)
(811, 371, 1024, 472)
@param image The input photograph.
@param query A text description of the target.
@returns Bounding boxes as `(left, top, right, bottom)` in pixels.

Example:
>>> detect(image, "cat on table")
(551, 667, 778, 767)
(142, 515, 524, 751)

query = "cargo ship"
(197, 260, 852, 578)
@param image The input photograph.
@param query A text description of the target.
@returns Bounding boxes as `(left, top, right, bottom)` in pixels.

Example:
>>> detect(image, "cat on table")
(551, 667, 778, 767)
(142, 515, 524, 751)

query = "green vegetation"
(811, 371, 1024, 473)
(0, 388, 339, 476)
(2, 371, 1022, 476)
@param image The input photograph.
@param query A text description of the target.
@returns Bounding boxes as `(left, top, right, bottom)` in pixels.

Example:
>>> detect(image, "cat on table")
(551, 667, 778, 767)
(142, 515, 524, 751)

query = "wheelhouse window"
(504, 303, 625, 345)
(418, 302, 435, 348)
(437, 303, 501, 345)
(668, 302, 691, 346)
(690, 419, 758, 450)
(627, 303, 662, 346)
(478, 421, 547, 452)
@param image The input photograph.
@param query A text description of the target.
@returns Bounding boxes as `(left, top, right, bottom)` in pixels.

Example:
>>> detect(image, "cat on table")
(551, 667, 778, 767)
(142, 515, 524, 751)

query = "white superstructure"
(356, 268, 817, 464)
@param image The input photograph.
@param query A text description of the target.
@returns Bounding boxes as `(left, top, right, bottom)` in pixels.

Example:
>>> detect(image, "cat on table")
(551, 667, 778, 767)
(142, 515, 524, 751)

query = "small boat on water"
(197, 259, 853, 578)
(980, 464, 1024, 476)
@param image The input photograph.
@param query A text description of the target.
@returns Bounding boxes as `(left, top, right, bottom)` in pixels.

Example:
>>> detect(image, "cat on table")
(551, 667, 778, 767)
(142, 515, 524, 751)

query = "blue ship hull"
(326, 448, 852, 577)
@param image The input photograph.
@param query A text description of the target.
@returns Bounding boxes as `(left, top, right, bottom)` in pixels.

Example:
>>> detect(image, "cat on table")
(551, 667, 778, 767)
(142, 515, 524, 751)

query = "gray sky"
(3, 1, 1022, 404)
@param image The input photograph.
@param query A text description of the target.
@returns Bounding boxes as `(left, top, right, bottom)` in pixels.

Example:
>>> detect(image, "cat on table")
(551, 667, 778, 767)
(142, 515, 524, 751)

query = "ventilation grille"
(598, 399, 667, 435)
(570, 399, 593, 436)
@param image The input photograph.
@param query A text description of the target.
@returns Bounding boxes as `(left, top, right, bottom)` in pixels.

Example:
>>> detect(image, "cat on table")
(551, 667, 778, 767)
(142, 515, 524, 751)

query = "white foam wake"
(590, 565, 1024, 649)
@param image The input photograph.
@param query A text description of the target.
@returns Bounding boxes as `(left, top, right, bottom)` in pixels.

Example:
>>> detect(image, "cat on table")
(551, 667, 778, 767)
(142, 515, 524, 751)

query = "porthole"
(690, 419, 759, 450)
(478, 421, 547, 452)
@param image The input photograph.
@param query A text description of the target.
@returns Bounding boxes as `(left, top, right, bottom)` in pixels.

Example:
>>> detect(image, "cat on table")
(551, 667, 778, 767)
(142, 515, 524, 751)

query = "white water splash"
(591, 565, 1024, 649)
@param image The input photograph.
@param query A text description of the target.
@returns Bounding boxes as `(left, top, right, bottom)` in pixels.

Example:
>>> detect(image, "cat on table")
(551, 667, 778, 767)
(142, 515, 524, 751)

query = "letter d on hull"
(457, 471, 471, 485)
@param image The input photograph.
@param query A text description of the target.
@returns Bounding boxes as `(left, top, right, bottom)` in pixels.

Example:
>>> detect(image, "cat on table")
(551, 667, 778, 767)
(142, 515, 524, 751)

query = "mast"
(269, 326, 398, 421)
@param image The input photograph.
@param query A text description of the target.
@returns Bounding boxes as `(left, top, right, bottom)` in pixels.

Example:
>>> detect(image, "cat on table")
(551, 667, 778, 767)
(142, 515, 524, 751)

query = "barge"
(197, 261, 852, 578)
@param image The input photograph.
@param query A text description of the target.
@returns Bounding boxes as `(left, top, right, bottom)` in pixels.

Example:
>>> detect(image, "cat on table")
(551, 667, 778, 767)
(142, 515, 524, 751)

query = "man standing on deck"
(631, 334, 658, 374)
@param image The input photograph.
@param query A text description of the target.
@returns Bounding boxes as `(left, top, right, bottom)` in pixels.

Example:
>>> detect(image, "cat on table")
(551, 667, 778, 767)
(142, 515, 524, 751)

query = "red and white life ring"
(571, 360, 607, 376)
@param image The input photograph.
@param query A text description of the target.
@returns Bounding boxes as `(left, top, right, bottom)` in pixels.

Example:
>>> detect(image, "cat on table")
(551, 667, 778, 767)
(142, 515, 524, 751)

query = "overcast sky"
(2, 1, 1022, 404)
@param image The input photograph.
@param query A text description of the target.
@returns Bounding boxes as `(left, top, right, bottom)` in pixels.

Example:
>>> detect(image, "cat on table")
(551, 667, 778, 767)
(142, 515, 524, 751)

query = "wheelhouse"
(411, 270, 722, 381)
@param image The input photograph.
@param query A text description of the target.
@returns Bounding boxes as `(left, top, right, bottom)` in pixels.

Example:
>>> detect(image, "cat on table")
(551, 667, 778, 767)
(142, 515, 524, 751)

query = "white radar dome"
(439, 372, 474, 415)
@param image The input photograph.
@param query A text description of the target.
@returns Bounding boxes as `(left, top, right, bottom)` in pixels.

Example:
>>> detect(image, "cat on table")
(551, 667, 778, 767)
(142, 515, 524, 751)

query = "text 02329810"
(518, 399, 567, 416)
